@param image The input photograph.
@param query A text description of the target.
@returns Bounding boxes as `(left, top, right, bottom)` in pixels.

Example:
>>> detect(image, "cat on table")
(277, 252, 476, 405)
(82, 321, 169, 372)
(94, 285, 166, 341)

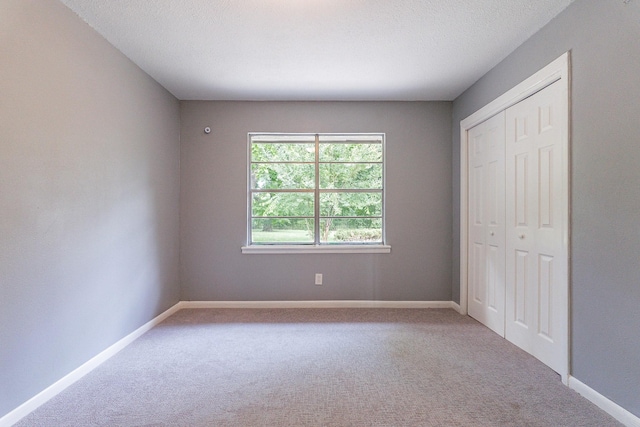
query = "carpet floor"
(15, 308, 622, 426)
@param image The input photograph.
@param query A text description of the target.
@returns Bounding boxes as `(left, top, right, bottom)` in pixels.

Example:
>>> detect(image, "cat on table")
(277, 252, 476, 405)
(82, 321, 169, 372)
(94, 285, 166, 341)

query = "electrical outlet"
(315, 273, 323, 285)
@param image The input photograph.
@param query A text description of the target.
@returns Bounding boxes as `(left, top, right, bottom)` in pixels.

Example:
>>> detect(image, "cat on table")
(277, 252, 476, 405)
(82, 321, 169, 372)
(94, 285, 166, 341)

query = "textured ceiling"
(59, 0, 574, 101)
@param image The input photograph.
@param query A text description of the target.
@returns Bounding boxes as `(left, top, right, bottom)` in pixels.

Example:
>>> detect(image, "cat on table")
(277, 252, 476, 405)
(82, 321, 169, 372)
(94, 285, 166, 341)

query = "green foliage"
(319, 143, 382, 162)
(251, 163, 315, 189)
(319, 192, 382, 217)
(319, 164, 382, 189)
(251, 219, 314, 243)
(252, 142, 315, 162)
(332, 228, 382, 242)
(251, 229, 313, 243)
(321, 218, 382, 243)
(252, 192, 314, 217)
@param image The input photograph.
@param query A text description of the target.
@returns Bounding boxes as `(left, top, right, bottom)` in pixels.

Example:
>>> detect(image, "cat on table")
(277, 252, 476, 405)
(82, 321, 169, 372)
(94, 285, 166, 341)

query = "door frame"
(459, 52, 571, 382)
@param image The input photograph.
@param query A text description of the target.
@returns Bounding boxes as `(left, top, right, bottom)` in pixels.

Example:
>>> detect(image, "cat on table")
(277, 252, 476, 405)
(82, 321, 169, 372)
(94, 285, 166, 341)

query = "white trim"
(459, 52, 570, 379)
(460, 53, 569, 130)
(460, 52, 570, 313)
(180, 300, 455, 309)
(246, 132, 388, 248)
(241, 244, 391, 254)
(0, 303, 182, 427)
(450, 301, 462, 314)
(569, 376, 640, 427)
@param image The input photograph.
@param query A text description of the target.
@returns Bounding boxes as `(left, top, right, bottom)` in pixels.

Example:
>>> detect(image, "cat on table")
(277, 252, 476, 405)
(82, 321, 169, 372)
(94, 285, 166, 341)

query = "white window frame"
(242, 132, 391, 254)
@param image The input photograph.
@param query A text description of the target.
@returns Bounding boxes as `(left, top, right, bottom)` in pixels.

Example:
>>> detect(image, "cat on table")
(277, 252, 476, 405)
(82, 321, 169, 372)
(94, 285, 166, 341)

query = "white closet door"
(505, 80, 568, 374)
(467, 112, 506, 336)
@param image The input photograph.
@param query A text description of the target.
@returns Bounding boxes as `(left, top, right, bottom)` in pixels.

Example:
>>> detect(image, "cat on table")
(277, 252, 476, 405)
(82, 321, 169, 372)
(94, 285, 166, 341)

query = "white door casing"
(467, 112, 506, 336)
(459, 52, 570, 382)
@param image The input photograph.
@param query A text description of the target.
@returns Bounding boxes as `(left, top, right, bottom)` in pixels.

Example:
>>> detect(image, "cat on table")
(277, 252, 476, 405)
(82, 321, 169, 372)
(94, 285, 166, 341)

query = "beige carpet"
(15, 308, 622, 426)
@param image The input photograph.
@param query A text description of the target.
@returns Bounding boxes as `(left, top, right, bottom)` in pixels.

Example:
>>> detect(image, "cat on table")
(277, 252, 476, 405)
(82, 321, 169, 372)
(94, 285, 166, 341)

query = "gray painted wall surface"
(452, 0, 640, 416)
(180, 101, 452, 302)
(0, 0, 180, 418)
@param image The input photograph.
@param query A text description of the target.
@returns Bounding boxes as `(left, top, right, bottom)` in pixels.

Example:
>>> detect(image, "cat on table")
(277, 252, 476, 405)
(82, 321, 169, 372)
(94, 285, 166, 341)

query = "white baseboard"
(450, 301, 462, 313)
(0, 303, 182, 427)
(569, 376, 640, 427)
(179, 300, 457, 309)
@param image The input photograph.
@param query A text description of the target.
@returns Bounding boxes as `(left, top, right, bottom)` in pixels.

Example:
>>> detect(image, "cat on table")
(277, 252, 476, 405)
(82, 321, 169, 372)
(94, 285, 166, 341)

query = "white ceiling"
(59, 0, 574, 101)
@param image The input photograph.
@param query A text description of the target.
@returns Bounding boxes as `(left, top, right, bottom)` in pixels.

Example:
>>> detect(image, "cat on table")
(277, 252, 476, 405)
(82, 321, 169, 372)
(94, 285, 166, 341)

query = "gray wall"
(452, 0, 640, 416)
(180, 101, 452, 302)
(0, 0, 180, 418)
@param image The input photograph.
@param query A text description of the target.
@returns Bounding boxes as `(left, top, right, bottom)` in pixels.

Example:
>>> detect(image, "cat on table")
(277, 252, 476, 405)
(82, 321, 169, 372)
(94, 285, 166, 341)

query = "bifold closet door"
(504, 80, 568, 375)
(467, 112, 506, 336)
(467, 79, 568, 376)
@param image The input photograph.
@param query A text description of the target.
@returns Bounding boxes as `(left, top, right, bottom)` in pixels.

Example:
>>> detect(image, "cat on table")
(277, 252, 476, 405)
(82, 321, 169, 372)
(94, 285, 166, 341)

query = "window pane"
(252, 142, 315, 162)
(319, 134, 383, 143)
(252, 134, 316, 143)
(252, 192, 314, 217)
(251, 163, 315, 189)
(319, 163, 382, 189)
(319, 143, 382, 162)
(251, 218, 314, 243)
(248, 133, 385, 246)
(320, 192, 382, 217)
(319, 218, 382, 243)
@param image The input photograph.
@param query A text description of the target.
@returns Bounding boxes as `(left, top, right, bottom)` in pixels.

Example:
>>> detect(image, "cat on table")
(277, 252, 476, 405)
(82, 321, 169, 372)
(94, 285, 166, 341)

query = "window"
(244, 133, 389, 253)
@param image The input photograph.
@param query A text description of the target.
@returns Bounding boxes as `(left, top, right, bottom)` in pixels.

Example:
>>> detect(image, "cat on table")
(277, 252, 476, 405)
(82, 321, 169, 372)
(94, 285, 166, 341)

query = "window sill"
(241, 245, 391, 255)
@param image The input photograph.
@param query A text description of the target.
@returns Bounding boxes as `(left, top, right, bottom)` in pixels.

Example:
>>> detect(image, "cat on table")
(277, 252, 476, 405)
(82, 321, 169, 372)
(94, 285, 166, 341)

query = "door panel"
(505, 80, 568, 374)
(539, 146, 554, 228)
(514, 250, 528, 327)
(487, 244, 499, 311)
(538, 254, 554, 340)
(467, 112, 506, 336)
(515, 153, 529, 227)
(471, 243, 485, 304)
